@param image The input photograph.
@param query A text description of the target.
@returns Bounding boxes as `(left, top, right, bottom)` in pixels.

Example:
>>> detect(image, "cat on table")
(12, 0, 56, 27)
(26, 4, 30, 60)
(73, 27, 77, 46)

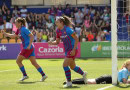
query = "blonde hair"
(57, 15, 74, 27)
(16, 17, 26, 26)
(121, 60, 130, 69)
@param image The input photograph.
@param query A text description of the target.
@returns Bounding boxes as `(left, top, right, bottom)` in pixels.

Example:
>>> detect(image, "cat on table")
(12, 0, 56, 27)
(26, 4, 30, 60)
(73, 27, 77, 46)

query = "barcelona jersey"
(15, 26, 33, 49)
(56, 26, 76, 52)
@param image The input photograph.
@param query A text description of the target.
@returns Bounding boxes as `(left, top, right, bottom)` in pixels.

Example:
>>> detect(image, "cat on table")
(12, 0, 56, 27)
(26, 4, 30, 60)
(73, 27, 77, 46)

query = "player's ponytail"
(120, 60, 130, 70)
(58, 15, 74, 27)
(16, 17, 26, 26)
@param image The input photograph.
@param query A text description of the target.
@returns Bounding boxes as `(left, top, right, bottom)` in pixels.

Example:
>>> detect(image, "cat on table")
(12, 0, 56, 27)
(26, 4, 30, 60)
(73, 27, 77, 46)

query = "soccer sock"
(20, 66, 27, 76)
(73, 66, 84, 75)
(63, 66, 71, 82)
(37, 67, 45, 77)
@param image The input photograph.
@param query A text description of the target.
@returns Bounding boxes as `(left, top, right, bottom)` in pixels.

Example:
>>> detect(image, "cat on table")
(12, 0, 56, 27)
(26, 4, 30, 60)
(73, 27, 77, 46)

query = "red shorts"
(65, 49, 78, 60)
(19, 48, 34, 58)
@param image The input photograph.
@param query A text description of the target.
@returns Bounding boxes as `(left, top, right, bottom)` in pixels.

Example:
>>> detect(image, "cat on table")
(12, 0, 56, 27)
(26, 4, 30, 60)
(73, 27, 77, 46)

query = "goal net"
(112, 0, 130, 85)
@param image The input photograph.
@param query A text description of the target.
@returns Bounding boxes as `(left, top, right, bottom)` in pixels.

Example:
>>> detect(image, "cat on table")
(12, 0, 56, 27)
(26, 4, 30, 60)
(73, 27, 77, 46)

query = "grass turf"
(0, 58, 129, 90)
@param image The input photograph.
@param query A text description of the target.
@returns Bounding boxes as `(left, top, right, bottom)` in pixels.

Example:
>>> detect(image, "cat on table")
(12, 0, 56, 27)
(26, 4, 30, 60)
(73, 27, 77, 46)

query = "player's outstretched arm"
(1, 30, 18, 38)
(48, 38, 60, 45)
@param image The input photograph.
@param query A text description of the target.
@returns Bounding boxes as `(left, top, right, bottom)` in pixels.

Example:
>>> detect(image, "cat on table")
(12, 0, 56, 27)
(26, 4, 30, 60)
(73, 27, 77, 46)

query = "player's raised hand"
(1, 30, 7, 37)
(1, 30, 5, 34)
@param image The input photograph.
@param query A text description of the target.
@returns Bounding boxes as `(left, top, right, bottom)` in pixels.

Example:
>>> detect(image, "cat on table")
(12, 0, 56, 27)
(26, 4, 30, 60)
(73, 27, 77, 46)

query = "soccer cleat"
(19, 76, 29, 81)
(63, 81, 72, 88)
(40, 75, 48, 82)
(83, 72, 87, 84)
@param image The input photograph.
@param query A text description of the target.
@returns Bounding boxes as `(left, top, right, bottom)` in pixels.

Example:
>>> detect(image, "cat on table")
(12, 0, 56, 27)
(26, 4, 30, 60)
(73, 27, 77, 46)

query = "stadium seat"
(9, 39, 16, 43)
(1, 39, 8, 43)
(17, 39, 21, 43)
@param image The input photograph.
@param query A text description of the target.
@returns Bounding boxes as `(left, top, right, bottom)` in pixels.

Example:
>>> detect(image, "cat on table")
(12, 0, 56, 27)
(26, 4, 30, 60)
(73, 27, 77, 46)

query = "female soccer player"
(64, 60, 130, 85)
(118, 60, 130, 84)
(2, 17, 47, 81)
(48, 16, 87, 88)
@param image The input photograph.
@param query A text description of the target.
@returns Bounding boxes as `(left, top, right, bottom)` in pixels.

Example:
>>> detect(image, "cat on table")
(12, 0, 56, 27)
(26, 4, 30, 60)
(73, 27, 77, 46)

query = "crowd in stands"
(0, 3, 111, 43)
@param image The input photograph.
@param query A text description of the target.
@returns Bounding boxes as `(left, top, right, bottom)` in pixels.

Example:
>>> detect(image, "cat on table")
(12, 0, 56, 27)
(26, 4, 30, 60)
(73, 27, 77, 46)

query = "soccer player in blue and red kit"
(48, 16, 87, 88)
(2, 17, 47, 81)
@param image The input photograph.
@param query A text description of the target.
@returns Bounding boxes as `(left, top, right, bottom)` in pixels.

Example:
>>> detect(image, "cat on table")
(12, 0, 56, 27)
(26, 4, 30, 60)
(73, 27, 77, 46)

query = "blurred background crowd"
(0, 3, 111, 43)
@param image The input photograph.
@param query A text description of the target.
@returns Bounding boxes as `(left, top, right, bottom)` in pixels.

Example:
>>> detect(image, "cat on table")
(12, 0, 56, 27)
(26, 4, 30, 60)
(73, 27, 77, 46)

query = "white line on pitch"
(96, 85, 114, 90)
(0, 69, 16, 73)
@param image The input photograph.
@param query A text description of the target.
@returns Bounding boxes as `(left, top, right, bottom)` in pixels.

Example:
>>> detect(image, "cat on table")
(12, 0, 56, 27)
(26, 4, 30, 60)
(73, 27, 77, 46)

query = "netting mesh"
(117, 0, 130, 58)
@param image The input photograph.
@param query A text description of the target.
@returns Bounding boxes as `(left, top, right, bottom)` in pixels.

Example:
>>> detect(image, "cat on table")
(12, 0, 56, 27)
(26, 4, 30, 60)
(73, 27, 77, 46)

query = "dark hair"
(16, 17, 26, 26)
(58, 15, 74, 27)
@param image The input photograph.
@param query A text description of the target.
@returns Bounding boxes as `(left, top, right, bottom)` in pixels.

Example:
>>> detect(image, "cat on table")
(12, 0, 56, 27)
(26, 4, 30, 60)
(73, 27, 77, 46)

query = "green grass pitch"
(0, 58, 129, 90)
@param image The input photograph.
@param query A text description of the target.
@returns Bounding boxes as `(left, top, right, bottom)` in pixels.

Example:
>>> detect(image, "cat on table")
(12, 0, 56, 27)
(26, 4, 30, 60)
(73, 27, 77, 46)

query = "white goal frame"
(111, 0, 118, 85)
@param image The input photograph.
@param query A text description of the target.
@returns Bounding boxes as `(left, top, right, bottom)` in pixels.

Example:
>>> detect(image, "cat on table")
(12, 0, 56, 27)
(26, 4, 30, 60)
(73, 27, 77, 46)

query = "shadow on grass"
(59, 86, 80, 89)
(17, 81, 36, 84)
(116, 84, 130, 88)
(80, 58, 111, 61)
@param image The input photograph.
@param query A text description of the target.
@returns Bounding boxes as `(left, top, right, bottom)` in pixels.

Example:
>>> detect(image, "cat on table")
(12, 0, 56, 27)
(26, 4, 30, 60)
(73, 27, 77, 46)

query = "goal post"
(111, 0, 118, 85)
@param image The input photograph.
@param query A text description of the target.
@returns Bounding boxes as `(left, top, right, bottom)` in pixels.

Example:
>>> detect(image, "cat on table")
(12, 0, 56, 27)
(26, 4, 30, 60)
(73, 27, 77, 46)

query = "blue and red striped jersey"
(15, 26, 33, 49)
(56, 26, 76, 52)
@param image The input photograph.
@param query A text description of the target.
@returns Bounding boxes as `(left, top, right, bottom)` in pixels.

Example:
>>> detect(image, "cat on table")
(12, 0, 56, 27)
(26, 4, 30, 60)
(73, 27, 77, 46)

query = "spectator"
(48, 31, 55, 41)
(73, 7, 78, 13)
(70, 12, 75, 19)
(101, 9, 110, 22)
(20, 6, 27, 18)
(32, 30, 37, 42)
(2, 3, 8, 15)
(0, 8, 4, 30)
(96, 31, 102, 41)
(104, 31, 111, 41)
(90, 6, 96, 19)
(49, 6, 56, 16)
(13, 6, 19, 17)
(42, 14, 47, 25)
(30, 18, 36, 29)
(80, 25, 86, 42)
(101, 21, 111, 32)
(5, 10, 12, 33)
(86, 31, 94, 41)
(41, 31, 48, 42)
(84, 16, 91, 30)
(37, 19, 43, 29)
(26, 13, 32, 29)
(75, 9, 84, 25)
(65, 4, 71, 17)
(46, 20, 53, 30)
(56, 5, 63, 17)
(82, 5, 89, 15)
(75, 24, 81, 39)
